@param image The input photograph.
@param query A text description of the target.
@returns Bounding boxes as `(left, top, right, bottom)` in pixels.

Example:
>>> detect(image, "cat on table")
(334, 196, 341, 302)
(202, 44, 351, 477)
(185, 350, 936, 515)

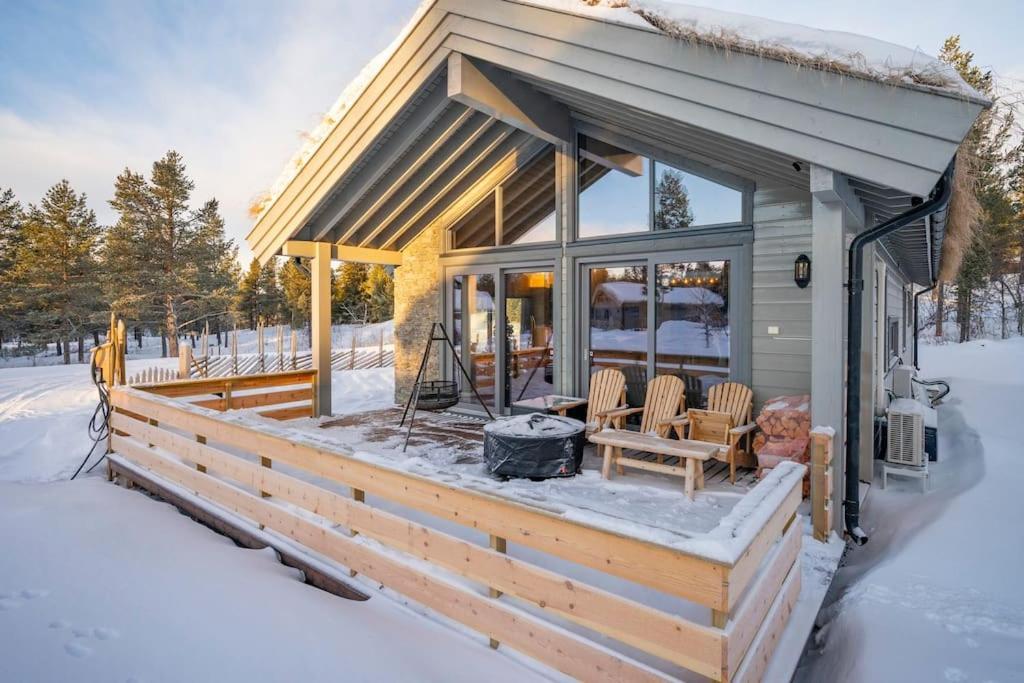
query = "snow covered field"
(797, 337, 1024, 682)
(0, 320, 394, 369)
(2, 337, 1021, 681)
(0, 360, 547, 682)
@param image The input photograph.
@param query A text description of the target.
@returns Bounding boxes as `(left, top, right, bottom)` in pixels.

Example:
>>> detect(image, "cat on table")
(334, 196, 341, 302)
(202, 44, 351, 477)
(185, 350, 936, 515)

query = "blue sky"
(1, 0, 1020, 264)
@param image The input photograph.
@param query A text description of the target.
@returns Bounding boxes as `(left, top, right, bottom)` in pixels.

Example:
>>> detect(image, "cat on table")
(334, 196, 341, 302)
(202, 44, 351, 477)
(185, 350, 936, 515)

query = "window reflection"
(452, 274, 496, 408)
(588, 265, 649, 407)
(578, 154, 649, 239)
(502, 149, 556, 244)
(654, 162, 742, 228)
(654, 261, 730, 407)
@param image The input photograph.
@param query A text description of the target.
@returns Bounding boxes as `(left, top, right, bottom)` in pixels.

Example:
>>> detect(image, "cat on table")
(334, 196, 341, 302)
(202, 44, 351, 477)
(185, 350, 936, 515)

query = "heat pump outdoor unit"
(892, 365, 916, 399)
(887, 399, 926, 467)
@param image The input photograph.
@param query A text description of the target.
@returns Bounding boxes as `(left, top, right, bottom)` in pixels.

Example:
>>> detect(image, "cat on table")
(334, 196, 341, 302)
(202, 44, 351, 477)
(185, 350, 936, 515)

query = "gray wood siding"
(751, 186, 813, 407)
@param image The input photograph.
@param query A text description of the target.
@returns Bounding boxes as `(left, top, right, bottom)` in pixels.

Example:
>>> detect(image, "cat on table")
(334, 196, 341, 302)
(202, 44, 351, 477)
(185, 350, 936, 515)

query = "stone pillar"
(393, 223, 443, 404)
(311, 242, 333, 416)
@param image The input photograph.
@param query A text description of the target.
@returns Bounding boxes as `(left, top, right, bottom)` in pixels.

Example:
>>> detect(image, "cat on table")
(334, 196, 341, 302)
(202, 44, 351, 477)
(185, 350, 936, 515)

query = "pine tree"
(187, 199, 239, 337)
(654, 169, 694, 231)
(363, 264, 394, 323)
(105, 151, 238, 356)
(333, 261, 369, 323)
(235, 258, 283, 328)
(280, 258, 311, 329)
(9, 181, 101, 364)
(938, 37, 1023, 341)
(0, 188, 24, 347)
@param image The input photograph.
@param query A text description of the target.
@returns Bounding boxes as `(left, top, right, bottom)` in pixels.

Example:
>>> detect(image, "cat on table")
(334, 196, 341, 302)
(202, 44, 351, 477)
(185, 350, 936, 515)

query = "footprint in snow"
(93, 627, 120, 640)
(0, 598, 20, 611)
(72, 627, 92, 638)
(64, 641, 93, 658)
(49, 619, 71, 629)
(20, 588, 49, 599)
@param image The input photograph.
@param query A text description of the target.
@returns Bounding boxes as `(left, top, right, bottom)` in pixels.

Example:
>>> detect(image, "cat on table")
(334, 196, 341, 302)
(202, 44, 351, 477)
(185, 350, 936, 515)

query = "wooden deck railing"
(108, 375, 803, 682)
(810, 427, 835, 542)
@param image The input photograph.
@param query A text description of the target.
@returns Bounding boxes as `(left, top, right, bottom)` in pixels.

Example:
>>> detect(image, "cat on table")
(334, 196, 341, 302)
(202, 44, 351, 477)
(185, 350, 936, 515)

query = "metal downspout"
(914, 283, 937, 371)
(844, 160, 955, 544)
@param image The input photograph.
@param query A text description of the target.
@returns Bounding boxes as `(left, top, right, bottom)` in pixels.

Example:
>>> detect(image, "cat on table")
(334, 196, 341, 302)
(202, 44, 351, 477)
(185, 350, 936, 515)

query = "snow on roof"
(253, 0, 980, 226)
(595, 282, 723, 306)
(250, 0, 437, 223)
(522, 0, 980, 99)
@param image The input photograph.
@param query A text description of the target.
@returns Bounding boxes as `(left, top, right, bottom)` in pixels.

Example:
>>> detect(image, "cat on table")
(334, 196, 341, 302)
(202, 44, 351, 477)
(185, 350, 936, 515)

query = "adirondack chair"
(597, 374, 687, 473)
(552, 367, 627, 434)
(672, 381, 756, 483)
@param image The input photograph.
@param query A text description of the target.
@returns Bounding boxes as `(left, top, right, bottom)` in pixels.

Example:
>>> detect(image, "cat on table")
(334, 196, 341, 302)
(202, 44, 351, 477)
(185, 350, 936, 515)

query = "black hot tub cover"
(482, 413, 586, 479)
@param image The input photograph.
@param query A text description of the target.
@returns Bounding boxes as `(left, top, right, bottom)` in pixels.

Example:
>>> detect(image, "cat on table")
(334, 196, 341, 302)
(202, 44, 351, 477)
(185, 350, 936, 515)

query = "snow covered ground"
(0, 360, 547, 682)
(797, 337, 1024, 682)
(0, 320, 394, 369)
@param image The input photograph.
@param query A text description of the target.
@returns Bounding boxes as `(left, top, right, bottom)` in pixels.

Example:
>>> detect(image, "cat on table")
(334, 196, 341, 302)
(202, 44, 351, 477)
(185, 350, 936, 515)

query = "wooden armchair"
(553, 367, 626, 434)
(671, 382, 756, 483)
(598, 374, 687, 470)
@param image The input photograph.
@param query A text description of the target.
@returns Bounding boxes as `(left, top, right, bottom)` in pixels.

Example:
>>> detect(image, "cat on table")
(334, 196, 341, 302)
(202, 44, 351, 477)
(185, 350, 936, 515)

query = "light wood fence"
(108, 375, 803, 682)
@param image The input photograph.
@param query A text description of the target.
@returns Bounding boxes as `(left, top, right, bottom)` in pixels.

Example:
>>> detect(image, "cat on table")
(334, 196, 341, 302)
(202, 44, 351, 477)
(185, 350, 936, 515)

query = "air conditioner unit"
(887, 399, 926, 467)
(892, 365, 916, 399)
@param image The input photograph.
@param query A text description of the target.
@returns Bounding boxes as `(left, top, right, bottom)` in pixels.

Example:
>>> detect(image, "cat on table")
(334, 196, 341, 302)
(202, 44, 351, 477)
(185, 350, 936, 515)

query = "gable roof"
(247, 0, 986, 278)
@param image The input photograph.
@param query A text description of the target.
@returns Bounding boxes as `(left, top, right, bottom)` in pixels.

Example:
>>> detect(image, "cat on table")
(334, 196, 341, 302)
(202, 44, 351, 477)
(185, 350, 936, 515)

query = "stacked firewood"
(753, 394, 812, 474)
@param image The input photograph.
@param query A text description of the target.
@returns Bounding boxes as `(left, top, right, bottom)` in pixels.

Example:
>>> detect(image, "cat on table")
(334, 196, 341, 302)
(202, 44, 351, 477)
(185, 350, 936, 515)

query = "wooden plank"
(258, 404, 315, 421)
(138, 370, 316, 398)
(107, 455, 367, 602)
(110, 433, 670, 683)
(724, 476, 802, 610)
(110, 414, 727, 677)
(724, 519, 801, 678)
(111, 387, 732, 609)
(192, 388, 312, 411)
(731, 559, 802, 683)
(588, 431, 716, 460)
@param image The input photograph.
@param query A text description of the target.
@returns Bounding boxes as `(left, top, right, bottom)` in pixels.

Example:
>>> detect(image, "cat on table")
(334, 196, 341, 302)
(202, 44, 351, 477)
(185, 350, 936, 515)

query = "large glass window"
(578, 154, 650, 239)
(502, 150, 556, 244)
(654, 261, 730, 405)
(504, 271, 554, 404)
(452, 274, 496, 408)
(452, 195, 496, 249)
(654, 162, 743, 229)
(450, 147, 557, 249)
(587, 265, 649, 406)
(578, 134, 745, 239)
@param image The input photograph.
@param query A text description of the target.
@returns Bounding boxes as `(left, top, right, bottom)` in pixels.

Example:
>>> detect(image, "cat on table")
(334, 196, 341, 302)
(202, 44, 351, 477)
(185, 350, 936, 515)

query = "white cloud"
(0, 0, 418, 263)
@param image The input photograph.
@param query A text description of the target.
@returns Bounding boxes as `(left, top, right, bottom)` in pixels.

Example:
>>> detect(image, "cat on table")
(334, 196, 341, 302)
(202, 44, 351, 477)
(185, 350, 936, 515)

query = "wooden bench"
(588, 430, 718, 499)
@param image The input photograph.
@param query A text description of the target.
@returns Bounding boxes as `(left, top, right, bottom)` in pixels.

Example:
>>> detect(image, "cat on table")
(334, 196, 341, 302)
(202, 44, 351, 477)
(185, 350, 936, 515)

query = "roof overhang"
(247, 0, 986, 265)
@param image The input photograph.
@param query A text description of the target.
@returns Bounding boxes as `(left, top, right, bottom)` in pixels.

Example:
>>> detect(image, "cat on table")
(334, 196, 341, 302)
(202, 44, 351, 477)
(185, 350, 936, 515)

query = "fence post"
(488, 534, 507, 648)
(350, 333, 357, 370)
(196, 435, 207, 473)
(810, 427, 834, 542)
(378, 330, 384, 368)
(178, 344, 192, 380)
(290, 330, 297, 370)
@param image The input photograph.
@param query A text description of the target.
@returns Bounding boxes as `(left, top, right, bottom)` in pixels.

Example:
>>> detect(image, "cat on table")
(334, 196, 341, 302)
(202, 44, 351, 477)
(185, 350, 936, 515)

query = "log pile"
(754, 394, 812, 474)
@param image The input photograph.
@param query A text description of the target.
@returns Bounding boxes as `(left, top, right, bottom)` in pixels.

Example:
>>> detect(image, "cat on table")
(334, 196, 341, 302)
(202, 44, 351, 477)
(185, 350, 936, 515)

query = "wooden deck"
(319, 407, 759, 488)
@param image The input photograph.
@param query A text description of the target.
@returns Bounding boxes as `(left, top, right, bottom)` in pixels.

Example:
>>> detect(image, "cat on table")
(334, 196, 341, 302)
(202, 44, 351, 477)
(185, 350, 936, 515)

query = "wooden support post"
(711, 610, 727, 629)
(178, 344, 192, 380)
(224, 381, 233, 412)
(350, 333, 357, 370)
(378, 330, 385, 368)
(489, 534, 507, 649)
(196, 435, 207, 473)
(260, 456, 272, 499)
(810, 428, 834, 542)
(311, 242, 332, 416)
(348, 487, 366, 577)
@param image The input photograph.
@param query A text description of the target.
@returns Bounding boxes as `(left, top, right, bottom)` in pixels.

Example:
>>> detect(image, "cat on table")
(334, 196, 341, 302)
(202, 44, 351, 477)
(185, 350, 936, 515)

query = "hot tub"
(483, 414, 586, 479)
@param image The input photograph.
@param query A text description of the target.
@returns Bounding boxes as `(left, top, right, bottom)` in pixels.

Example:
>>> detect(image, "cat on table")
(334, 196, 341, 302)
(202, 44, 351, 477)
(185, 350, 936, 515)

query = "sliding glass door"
(504, 271, 554, 405)
(582, 250, 740, 409)
(451, 272, 496, 410)
(447, 264, 558, 414)
(585, 263, 649, 407)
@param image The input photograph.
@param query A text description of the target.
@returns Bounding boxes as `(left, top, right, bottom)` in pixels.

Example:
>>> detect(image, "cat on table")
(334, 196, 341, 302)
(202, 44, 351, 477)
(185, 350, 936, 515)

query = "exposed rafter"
(281, 241, 403, 266)
(447, 52, 570, 145)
